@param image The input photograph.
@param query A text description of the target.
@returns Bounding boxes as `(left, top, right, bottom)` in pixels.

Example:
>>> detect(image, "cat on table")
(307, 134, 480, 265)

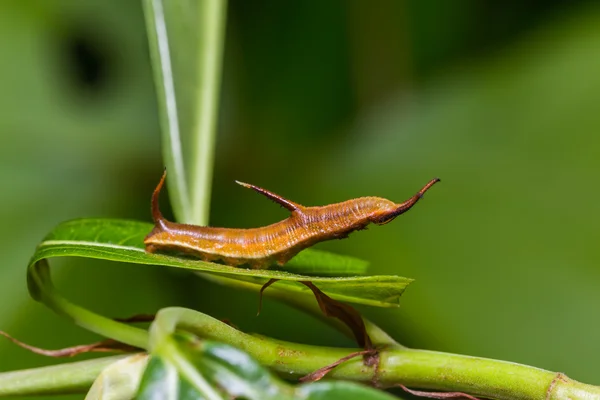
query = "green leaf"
(284, 249, 369, 276)
(137, 331, 397, 400)
(142, 0, 227, 225)
(86, 354, 149, 400)
(137, 308, 399, 399)
(31, 219, 412, 307)
(137, 356, 209, 400)
(298, 382, 400, 400)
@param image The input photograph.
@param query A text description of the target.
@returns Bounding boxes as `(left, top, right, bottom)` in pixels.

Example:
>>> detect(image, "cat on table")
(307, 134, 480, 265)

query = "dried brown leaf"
(0, 331, 139, 357)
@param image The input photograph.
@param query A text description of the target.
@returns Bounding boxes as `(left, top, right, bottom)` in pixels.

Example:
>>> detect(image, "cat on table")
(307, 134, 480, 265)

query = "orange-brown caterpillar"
(144, 171, 439, 269)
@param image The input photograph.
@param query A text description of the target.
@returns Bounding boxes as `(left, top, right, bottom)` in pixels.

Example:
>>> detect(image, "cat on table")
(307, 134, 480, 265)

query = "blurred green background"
(1, 1, 600, 398)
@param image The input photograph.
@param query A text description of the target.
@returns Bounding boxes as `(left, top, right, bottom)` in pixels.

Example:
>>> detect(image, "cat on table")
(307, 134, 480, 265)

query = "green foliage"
(31, 218, 410, 307)
(86, 355, 148, 399)
(138, 332, 394, 400)
(3, 1, 600, 399)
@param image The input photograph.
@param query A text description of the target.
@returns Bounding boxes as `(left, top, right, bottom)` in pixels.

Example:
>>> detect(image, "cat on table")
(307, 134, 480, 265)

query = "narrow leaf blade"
(142, 0, 227, 225)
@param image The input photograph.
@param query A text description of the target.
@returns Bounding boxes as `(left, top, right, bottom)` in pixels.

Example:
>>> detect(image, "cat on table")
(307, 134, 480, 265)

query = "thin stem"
(19, 263, 600, 400)
(189, 0, 227, 225)
(157, 340, 223, 400)
(28, 260, 149, 349)
(158, 307, 600, 400)
(0, 355, 129, 396)
(199, 272, 402, 347)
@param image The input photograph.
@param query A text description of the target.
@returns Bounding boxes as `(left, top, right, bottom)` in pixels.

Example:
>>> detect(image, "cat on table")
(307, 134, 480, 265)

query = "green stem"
(157, 307, 600, 400)
(24, 260, 600, 399)
(199, 272, 401, 347)
(27, 260, 149, 349)
(265, 282, 401, 347)
(189, 0, 227, 226)
(0, 355, 129, 396)
(156, 340, 223, 400)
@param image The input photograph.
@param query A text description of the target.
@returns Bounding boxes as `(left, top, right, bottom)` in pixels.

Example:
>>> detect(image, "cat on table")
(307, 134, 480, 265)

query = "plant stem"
(189, 0, 227, 226)
(157, 340, 223, 400)
(28, 260, 149, 349)
(25, 261, 600, 399)
(0, 355, 129, 396)
(3, 306, 597, 400)
(159, 307, 600, 400)
(199, 272, 401, 347)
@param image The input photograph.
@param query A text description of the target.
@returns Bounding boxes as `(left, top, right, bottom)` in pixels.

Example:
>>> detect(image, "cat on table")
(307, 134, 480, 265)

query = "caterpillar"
(144, 170, 439, 269)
